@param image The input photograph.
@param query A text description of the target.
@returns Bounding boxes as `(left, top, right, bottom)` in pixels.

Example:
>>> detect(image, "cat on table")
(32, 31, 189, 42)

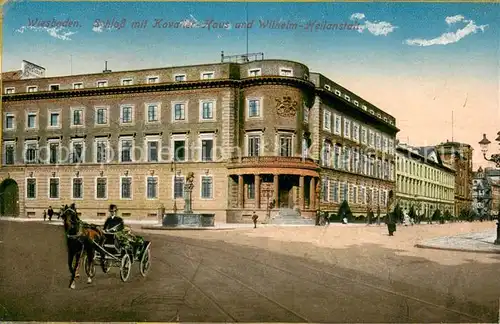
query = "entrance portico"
(227, 157, 320, 221)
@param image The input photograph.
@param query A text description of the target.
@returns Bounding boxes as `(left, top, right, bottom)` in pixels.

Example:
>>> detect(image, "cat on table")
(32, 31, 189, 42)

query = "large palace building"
(0, 54, 398, 222)
(395, 143, 455, 217)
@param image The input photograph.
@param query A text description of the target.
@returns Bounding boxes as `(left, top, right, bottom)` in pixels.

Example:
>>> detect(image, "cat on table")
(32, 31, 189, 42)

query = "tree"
(337, 200, 353, 222)
(408, 205, 416, 219)
(432, 209, 442, 222)
(443, 210, 452, 221)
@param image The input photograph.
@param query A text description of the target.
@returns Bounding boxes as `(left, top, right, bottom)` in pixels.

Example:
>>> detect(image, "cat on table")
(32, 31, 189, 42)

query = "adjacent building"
(473, 167, 500, 218)
(395, 143, 455, 217)
(0, 54, 398, 222)
(435, 141, 474, 216)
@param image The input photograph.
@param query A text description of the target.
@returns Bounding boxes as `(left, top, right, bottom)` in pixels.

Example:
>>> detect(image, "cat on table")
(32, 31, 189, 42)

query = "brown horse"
(60, 206, 105, 289)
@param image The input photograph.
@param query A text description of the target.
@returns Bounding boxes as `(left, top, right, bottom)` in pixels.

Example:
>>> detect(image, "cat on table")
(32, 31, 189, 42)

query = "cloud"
(16, 25, 76, 40)
(92, 25, 103, 33)
(180, 14, 203, 28)
(405, 16, 488, 47)
(358, 21, 398, 36)
(350, 13, 397, 36)
(445, 15, 465, 25)
(350, 13, 366, 21)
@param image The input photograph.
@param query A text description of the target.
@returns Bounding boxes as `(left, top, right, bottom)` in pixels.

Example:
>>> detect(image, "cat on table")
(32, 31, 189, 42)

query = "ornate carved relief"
(275, 96, 298, 118)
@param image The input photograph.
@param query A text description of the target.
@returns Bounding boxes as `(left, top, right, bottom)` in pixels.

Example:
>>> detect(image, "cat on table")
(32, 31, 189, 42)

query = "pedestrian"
(385, 190, 397, 236)
(43, 210, 47, 221)
(323, 212, 330, 226)
(47, 206, 54, 222)
(251, 211, 258, 229)
(315, 210, 321, 226)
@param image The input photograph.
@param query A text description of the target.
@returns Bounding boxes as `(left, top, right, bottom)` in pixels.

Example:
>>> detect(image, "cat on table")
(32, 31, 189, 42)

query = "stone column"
(310, 177, 316, 209)
(273, 174, 279, 207)
(255, 174, 261, 209)
(299, 176, 305, 210)
(238, 175, 244, 208)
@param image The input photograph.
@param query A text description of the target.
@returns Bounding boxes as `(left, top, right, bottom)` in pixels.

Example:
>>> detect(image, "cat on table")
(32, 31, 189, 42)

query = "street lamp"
(479, 133, 500, 168)
(478, 132, 500, 244)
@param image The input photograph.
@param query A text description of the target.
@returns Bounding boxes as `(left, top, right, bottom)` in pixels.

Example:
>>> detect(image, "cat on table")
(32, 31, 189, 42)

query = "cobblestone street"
(1, 220, 499, 322)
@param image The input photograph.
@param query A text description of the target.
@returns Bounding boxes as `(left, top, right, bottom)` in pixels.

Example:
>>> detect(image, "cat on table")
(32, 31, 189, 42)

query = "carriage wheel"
(139, 244, 151, 277)
(84, 254, 96, 278)
(120, 254, 132, 282)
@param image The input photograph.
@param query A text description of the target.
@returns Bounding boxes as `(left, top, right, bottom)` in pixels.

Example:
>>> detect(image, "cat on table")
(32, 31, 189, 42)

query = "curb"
(141, 226, 239, 231)
(414, 243, 500, 254)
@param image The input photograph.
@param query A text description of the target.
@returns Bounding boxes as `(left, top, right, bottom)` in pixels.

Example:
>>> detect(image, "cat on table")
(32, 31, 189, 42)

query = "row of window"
(3, 133, 215, 164)
(321, 84, 395, 126)
(320, 177, 389, 207)
(396, 155, 454, 186)
(321, 111, 394, 154)
(4, 67, 296, 94)
(396, 175, 454, 201)
(321, 142, 395, 181)
(25, 175, 214, 200)
(3, 100, 222, 131)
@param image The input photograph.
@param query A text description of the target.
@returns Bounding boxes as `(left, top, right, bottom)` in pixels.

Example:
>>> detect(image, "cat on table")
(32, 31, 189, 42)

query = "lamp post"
(262, 187, 273, 224)
(170, 161, 178, 213)
(478, 132, 500, 245)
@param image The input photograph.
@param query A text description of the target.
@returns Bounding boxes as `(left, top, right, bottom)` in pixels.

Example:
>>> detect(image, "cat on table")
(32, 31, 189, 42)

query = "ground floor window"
(147, 176, 158, 199)
(201, 176, 213, 199)
(72, 178, 83, 199)
(49, 178, 59, 199)
(27, 178, 36, 199)
(96, 177, 107, 199)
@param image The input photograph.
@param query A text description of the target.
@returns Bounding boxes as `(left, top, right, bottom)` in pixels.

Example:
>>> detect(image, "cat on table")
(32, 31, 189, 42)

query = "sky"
(2, 1, 499, 170)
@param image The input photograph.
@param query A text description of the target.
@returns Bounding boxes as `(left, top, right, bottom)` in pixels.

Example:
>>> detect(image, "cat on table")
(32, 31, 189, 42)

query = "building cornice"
(2, 77, 316, 102)
(396, 146, 456, 174)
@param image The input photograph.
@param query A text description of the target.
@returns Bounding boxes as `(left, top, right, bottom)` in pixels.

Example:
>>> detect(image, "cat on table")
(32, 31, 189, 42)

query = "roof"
(1, 70, 23, 81)
(415, 146, 444, 165)
(396, 144, 455, 173)
(436, 141, 472, 148)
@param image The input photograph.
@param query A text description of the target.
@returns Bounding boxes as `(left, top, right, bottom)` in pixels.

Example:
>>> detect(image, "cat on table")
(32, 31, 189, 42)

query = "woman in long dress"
(386, 190, 397, 236)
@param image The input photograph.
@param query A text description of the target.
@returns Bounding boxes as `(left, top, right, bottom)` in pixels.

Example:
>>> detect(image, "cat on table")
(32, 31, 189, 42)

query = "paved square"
(1, 220, 499, 322)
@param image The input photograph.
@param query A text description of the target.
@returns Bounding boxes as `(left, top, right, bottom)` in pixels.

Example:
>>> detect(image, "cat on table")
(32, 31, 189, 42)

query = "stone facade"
(472, 167, 500, 218)
(395, 143, 455, 217)
(435, 141, 474, 216)
(1, 57, 398, 222)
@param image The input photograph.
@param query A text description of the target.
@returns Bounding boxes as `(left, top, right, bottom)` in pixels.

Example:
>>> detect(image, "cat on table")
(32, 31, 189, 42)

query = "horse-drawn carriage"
(59, 205, 152, 288)
(84, 229, 152, 282)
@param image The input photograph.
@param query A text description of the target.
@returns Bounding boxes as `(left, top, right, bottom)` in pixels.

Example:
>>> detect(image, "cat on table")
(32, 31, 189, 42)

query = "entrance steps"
(270, 208, 315, 225)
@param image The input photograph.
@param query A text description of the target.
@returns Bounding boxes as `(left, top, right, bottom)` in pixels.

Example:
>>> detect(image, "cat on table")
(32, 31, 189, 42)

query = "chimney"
(103, 61, 112, 73)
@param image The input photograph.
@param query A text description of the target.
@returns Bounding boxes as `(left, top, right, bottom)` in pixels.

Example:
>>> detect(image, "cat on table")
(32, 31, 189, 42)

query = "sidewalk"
(416, 230, 500, 254)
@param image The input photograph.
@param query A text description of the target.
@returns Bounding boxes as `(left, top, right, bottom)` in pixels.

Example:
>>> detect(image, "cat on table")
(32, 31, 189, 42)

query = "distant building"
(395, 143, 455, 217)
(473, 167, 500, 218)
(0, 54, 398, 221)
(435, 141, 474, 216)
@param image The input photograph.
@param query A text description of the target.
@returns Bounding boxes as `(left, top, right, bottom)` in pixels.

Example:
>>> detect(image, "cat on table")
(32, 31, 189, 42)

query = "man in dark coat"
(385, 190, 397, 236)
(103, 204, 124, 232)
(47, 206, 54, 221)
(104, 204, 144, 256)
(252, 211, 258, 229)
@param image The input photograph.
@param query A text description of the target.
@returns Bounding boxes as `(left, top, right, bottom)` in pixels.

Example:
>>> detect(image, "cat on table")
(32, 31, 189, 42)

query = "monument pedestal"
(161, 172, 215, 228)
(162, 213, 215, 227)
